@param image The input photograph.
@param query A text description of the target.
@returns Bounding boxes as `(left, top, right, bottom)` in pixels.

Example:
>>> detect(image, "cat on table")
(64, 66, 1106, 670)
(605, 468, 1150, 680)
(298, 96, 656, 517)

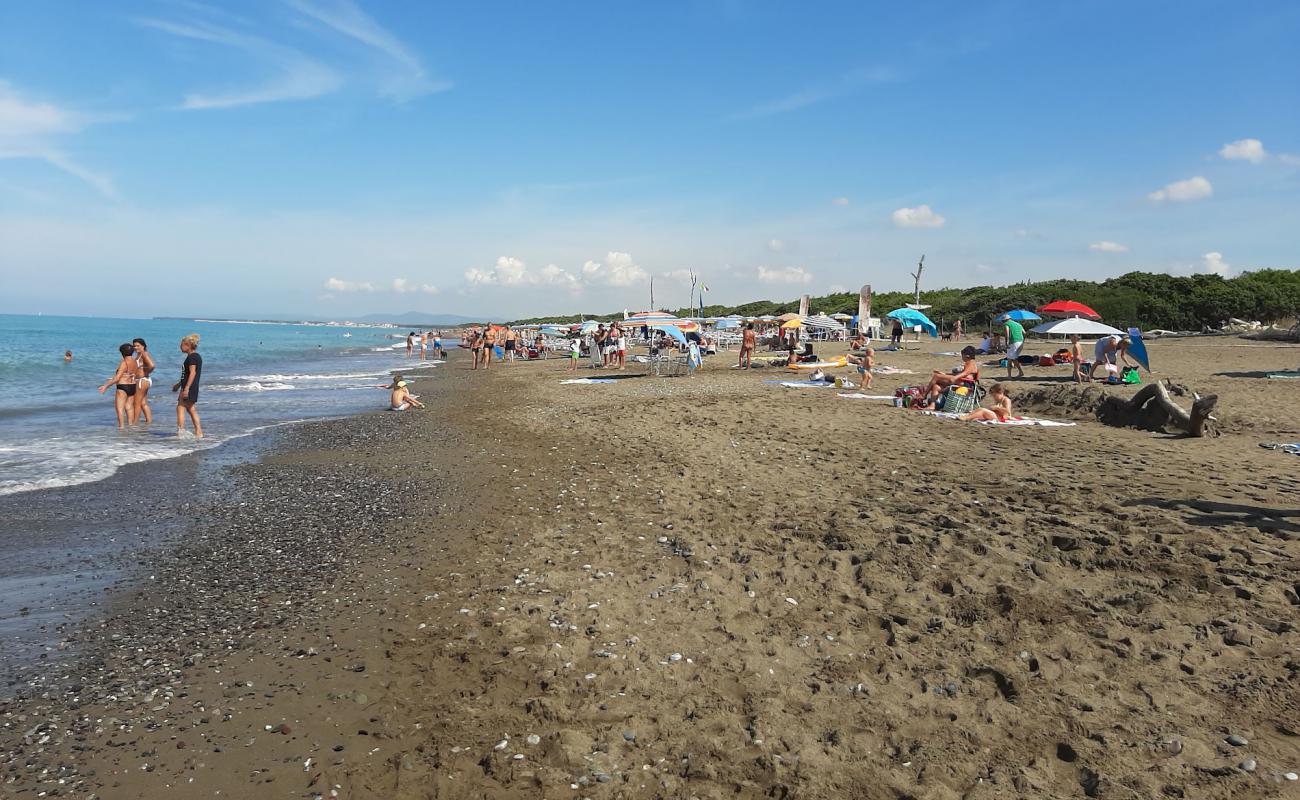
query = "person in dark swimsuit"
(98, 342, 141, 429)
(172, 333, 203, 437)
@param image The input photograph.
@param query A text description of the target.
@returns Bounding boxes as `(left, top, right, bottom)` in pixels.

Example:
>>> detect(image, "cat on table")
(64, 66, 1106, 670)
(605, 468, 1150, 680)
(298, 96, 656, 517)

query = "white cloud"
(138, 18, 341, 110)
(0, 81, 118, 197)
(831, 197, 850, 206)
(392, 278, 437, 294)
(324, 277, 375, 292)
(285, 0, 450, 99)
(891, 204, 946, 228)
(465, 256, 579, 289)
(1200, 251, 1230, 276)
(581, 251, 647, 287)
(1147, 175, 1212, 203)
(1219, 138, 1267, 164)
(729, 66, 896, 120)
(766, 238, 785, 252)
(757, 265, 813, 285)
(1280, 153, 1300, 167)
(1089, 240, 1128, 253)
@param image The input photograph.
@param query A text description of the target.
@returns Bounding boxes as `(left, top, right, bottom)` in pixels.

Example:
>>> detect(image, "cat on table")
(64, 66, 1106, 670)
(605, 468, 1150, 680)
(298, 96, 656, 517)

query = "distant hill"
(354, 312, 482, 326)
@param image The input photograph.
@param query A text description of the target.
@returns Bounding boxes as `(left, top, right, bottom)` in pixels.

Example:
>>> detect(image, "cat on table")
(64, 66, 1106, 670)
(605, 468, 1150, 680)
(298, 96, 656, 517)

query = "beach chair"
(938, 379, 984, 414)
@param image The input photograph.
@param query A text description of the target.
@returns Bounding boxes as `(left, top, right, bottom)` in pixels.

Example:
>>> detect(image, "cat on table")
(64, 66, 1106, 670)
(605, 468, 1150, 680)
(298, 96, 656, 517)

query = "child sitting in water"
(960, 382, 1011, 422)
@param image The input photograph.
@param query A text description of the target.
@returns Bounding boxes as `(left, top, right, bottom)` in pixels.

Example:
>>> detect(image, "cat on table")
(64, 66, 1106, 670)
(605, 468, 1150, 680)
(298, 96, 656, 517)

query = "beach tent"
(1126, 327, 1151, 371)
(886, 307, 938, 337)
(997, 309, 1042, 322)
(1037, 300, 1101, 320)
(1030, 318, 1125, 336)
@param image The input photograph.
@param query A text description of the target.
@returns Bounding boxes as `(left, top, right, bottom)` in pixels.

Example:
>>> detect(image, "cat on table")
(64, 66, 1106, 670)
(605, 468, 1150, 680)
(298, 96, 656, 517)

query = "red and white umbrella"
(1037, 300, 1101, 320)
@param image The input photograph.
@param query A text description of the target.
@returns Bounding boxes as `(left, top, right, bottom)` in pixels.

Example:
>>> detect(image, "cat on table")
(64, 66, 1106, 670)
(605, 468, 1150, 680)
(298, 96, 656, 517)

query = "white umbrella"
(1030, 318, 1125, 336)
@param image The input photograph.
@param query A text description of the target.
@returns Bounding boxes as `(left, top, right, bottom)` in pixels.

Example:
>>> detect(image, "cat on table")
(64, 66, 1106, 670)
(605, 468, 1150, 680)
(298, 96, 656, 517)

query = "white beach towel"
(872, 365, 915, 375)
(837, 393, 896, 400)
(560, 378, 616, 385)
(920, 410, 1076, 427)
(767, 380, 835, 388)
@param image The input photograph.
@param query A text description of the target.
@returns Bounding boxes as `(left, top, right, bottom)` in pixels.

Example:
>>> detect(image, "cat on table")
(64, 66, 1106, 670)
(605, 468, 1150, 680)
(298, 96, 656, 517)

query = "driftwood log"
(1096, 380, 1219, 437)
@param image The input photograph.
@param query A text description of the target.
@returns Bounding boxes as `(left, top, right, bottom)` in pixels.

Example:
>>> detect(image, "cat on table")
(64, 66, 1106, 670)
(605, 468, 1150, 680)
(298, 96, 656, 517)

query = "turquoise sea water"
(0, 314, 442, 495)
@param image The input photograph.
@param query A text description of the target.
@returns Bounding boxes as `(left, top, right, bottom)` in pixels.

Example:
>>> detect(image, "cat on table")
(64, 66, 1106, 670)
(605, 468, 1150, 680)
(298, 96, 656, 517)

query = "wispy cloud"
(1089, 240, 1128, 253)
(138, 18, 341, 109)
(1147, 175, 1212, 203)
(728, 66, 897, 121)
(0, 81, 118, 197)
(286, 0, 451, 99)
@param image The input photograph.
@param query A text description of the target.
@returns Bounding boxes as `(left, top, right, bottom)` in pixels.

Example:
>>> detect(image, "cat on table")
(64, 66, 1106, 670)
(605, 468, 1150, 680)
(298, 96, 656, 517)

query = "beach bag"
(1054, 349, 1073, 364)
(941, 382, 980, 414)
(894, 386, 924, 408)
(1121, 366, 1142, 385)
(1038, 355, 1055, 367)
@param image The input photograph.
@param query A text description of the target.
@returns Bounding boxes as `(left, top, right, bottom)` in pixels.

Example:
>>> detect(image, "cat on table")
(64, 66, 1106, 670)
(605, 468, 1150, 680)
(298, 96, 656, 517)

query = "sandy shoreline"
(2, 339, 1299, 799)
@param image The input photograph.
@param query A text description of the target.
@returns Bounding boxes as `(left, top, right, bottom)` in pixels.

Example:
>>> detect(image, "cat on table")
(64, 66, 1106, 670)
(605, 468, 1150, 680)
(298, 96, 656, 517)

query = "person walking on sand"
(419, 331, 428, 361)
(615, 323, 628, 369)
(504, 326, 519, 363)
(847, 347, 875, 389)
(98, 342, 141, 429)
(433, 330, 444, 359)
(593, 324, 607, 368)
(132, 338, 156, 424)
(1004, 317, 1026, 379)
(739, 323, 756, 368)
(482, 326, 497, 370)
(469, 327, 483, 370)
(172, 333, 203, 438)
(568, 335, 581, 371)
(890, 318, 904, 347)
(953, 319, 963, 341)
(1070, 335, 1084, 383)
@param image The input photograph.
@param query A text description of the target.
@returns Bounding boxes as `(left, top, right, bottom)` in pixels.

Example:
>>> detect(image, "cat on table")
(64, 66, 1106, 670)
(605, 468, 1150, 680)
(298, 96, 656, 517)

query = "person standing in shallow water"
(173, 333, 203, 438)
(132, 338, 156, 424)
(98, 342, 141, 429)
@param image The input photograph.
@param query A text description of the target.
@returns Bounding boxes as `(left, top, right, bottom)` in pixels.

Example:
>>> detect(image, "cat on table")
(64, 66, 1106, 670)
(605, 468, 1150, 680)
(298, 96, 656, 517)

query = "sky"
(1, 0, 1297, 320)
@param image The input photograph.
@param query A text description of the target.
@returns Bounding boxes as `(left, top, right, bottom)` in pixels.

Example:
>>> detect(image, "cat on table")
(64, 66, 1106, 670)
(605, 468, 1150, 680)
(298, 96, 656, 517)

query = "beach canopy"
(997, 309, 1042, 322)
(650, 323, 688, 343)
(1030, 318, 1125, 336)
(1038, 300, 1101, 320)
(886, 307, 938, 337)
(804, 314, 847, 331)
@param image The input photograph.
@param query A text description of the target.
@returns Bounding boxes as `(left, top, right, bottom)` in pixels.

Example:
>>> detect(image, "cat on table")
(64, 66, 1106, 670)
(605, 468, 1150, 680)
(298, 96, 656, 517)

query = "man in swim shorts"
(1088, 334, 1131, 381)
(1004, 317, 1026, 378)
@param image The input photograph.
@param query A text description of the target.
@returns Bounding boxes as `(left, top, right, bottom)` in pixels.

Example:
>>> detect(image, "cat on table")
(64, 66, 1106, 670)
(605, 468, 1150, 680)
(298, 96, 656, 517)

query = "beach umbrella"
(997, 309, 1042, 322)
(625, 311, 677, 325)
(886, 307, 937, 337)
(777, 312, 801, 323)
(576, 320, 602, 333)
(780, 319, 802, 330)
(715, 319, 741, 329)
(830, 312, 852, 321)
(1038, 300, 1101, 320)
(804, 314, 846, 331)
(650, 323, 688, 344)
(1126, 327, 1151, 371)
(1030, 318, 1125, 336)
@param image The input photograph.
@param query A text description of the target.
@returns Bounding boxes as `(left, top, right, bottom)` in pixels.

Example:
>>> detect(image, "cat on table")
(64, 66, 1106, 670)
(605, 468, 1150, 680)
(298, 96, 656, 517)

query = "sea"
(0, 314, 447, 678)
(0, 314, 442, 496)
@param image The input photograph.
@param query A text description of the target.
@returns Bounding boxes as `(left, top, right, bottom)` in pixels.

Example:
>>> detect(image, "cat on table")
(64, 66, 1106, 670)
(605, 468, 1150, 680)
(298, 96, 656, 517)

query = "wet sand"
(2, 337, 1298, 799)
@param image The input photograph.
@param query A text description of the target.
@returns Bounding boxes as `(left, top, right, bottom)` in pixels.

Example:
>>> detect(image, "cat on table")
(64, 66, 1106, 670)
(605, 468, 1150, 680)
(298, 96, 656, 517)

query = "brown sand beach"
(2, 337, 1299, 799)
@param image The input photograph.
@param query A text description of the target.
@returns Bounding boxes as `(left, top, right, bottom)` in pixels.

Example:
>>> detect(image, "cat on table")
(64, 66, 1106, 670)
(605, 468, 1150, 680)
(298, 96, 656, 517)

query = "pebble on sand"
(1226, 735, 1249, 747)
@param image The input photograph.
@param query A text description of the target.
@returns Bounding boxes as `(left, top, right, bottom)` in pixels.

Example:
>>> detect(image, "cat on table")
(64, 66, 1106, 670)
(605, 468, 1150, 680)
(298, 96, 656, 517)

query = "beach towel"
(560, 378, 616, 385)
(1266, 371, 1300, 379)
(766, 379, 835, 388)
(837, 393, 896, 400)
(919, 410, 1077, 427)
(787, 357, 848, 370)
(872, 365, 915, 375)
(1259, 442, 1300, 455)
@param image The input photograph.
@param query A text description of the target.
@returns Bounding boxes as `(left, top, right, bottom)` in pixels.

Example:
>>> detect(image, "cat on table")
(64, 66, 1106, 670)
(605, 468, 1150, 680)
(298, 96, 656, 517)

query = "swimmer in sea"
(64, 350, 73, 363)
(98, 342, 141, 429)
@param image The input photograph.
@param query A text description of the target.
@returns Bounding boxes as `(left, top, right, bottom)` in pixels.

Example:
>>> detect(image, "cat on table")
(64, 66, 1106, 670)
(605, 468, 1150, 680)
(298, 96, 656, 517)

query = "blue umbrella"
(886, 307, 937, 337)
(1126, 327, 1150, 371)
(997, 309, 1041, 322)
(650, 323, 688, 344)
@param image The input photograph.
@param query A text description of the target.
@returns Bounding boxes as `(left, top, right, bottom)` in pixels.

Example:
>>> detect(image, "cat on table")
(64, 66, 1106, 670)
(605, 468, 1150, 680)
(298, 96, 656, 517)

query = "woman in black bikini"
(98, 342, 141, 429)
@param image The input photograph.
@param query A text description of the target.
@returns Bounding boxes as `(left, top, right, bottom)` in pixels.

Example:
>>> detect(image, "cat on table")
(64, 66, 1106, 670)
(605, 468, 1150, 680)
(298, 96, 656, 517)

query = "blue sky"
(1, 1, 1297, 319)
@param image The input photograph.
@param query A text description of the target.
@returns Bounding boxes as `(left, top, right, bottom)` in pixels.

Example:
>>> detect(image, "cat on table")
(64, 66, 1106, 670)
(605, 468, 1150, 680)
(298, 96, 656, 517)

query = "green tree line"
(509, 269, 1300, 331)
